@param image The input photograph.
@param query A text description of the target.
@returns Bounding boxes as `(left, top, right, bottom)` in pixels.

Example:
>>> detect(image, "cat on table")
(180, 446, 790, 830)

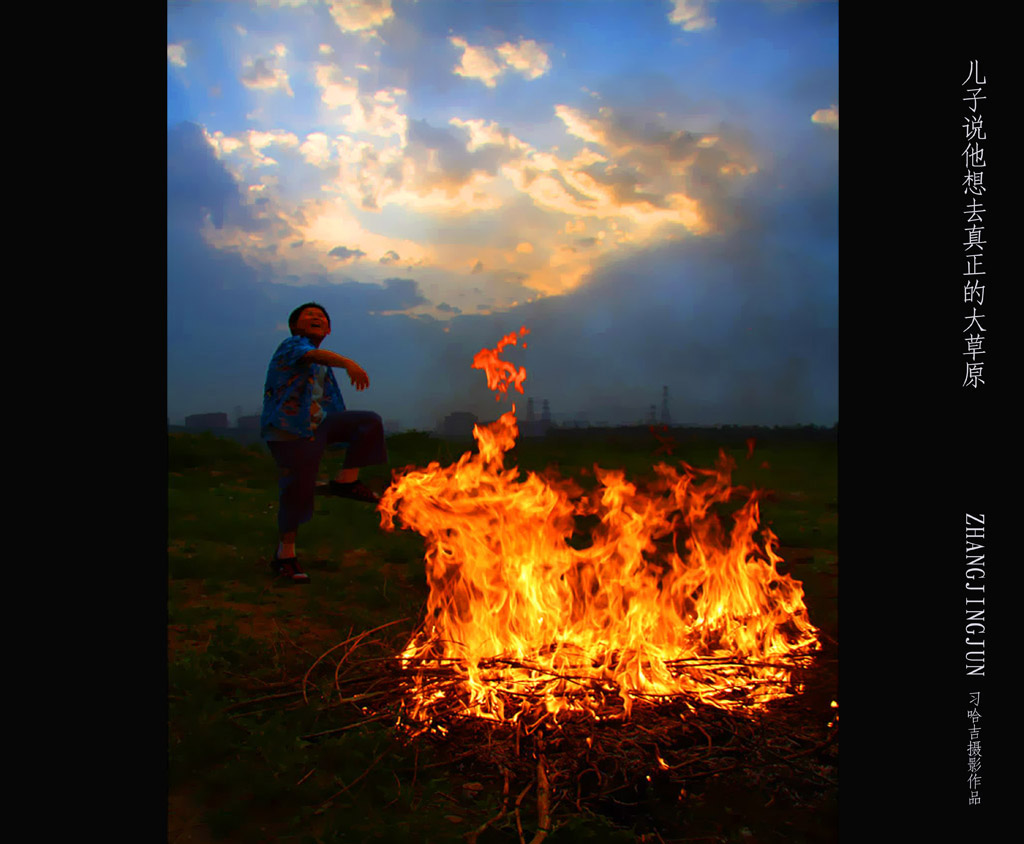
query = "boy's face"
(293, 307, 331, 343)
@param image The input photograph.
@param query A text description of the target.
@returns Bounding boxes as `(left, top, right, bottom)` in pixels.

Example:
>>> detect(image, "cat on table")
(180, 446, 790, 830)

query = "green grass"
(168, 429, 838, 842)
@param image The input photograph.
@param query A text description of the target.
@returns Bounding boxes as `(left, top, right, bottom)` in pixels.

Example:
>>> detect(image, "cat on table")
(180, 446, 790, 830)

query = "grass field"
(168, 429, 838, 843)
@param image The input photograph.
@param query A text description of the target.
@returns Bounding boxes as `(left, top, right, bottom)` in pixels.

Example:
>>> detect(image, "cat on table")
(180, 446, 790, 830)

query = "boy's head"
(289, 302, 331, 342)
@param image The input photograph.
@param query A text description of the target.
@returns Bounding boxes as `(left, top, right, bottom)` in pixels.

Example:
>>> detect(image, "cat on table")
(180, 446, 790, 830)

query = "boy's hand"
(346, 362, 370, 391)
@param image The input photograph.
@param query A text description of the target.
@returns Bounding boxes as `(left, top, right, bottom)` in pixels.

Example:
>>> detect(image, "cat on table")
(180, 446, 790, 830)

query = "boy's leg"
(278, 530, 297, 559)
(267, 439, 324, 555)
(317, 411, 388, 500)
(319, 410, 388, 467)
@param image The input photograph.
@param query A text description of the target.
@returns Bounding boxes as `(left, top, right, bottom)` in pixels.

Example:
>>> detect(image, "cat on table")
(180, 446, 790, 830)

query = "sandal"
(271, 555, 311, 584)
(326, 480, 380, 504)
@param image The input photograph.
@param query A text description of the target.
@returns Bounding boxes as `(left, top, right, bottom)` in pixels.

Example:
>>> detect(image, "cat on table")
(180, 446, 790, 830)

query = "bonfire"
(301, 329, 835, 838)
(380, 326, 819, 729)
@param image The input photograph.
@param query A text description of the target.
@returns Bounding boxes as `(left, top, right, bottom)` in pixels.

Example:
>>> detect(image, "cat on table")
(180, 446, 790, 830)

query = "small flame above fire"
(380, 329, 820, 725)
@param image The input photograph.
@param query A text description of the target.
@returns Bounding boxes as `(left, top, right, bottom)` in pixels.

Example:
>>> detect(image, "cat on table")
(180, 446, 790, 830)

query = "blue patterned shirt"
(261, 335, 346, 439)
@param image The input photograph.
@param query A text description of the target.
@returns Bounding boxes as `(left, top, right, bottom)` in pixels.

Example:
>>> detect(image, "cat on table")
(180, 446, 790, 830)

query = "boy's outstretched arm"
(300, 349, 370, 390)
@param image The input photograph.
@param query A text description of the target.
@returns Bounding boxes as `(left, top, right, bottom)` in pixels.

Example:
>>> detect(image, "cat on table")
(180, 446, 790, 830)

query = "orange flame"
(380, 330, 819, 724)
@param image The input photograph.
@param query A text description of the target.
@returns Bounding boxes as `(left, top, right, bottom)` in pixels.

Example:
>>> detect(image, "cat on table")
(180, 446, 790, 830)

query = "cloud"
(545, 102, 756, 234)
(241, 129, 300, 167)
(314, 63, 359, 108)
(495, 39, 551, 81)
(436, 302, 462, 314)
(329, 245, 367, 261)
(553, 105, 605, 145)
(241, 50, 294, 96)
(449, 37, 504, 88)
(449, 36, 551, 87)
(299, 132, 332, 167)
(327, 0, 394, 36)
(668, 0, 716, 32)
(811, 104, 838, 130)
(372, 118, 507, 213)
(187, 87, 759, 310)
(342, 91, 408, 143)
(248, 129, 300, 151)
(167, 44, 187, 68)
(167, 122, 250, 230)
(354, 276, 430, 313)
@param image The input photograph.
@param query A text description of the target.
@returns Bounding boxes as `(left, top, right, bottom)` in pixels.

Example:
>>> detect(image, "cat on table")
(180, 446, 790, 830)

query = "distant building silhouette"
(660, 386, 671, 426)
(439, 411, 478, 438)
(237, 414, 260, 431)
(520, 398, 554, 437)
(185, 412, 229, 430)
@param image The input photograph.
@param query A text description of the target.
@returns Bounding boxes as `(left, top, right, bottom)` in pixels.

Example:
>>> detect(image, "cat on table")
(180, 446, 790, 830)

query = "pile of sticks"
(288, 620, 836, 841)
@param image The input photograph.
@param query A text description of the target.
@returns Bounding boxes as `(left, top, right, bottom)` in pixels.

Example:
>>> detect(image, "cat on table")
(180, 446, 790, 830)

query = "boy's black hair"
(289, 302, 332, 334)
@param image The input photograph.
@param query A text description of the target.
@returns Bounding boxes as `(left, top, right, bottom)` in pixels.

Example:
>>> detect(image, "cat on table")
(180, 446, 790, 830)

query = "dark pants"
(266, 411, 388, 533)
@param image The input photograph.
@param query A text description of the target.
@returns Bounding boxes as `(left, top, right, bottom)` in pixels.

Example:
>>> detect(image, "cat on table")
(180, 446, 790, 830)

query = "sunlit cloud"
(450, 36, 551, 87)
(241, 49, 294, 97)
(299, 132, 332, 167)
(205, 130, 245, 157)
(315, 63, 360, 109)
(167, 43, 187, 68)
(245, 129, 300, 167)
(298, 195, 433, 268)
(496, 39, 551, 81)
(554, 105, 607, 145)
(449, 37, 504, 88)
(327, 0, 394, 37)
(668, 0, 716, 32)
(342, 90, 409, 144)
(198, 89, 756, 306)
(811, 104, 838, 130)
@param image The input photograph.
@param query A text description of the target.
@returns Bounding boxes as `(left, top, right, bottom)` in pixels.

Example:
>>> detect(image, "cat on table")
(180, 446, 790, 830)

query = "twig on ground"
(528, 739, 551, 844)
(514, 778, 534, 844)
(465, 768, 510, 844)
(300, 711, 394, 741)
(221, 689, 305, 713)
(302, 617, 408, 704)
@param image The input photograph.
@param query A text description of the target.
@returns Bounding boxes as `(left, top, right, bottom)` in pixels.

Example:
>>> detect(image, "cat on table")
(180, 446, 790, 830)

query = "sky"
(167, 0, 838, 431)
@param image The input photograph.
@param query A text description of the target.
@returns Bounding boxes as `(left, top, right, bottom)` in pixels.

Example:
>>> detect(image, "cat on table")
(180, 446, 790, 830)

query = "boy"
(261, 302, 388, 583)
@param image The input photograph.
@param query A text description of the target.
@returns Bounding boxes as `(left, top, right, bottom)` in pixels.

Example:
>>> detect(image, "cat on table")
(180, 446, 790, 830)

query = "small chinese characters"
(967, 691, 982, 805)
(962, 61, 987, 388)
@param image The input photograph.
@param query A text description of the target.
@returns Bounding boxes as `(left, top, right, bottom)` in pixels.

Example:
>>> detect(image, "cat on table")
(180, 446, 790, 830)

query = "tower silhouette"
(660, 386, 671, 426)
(541, 399, 551, 423)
